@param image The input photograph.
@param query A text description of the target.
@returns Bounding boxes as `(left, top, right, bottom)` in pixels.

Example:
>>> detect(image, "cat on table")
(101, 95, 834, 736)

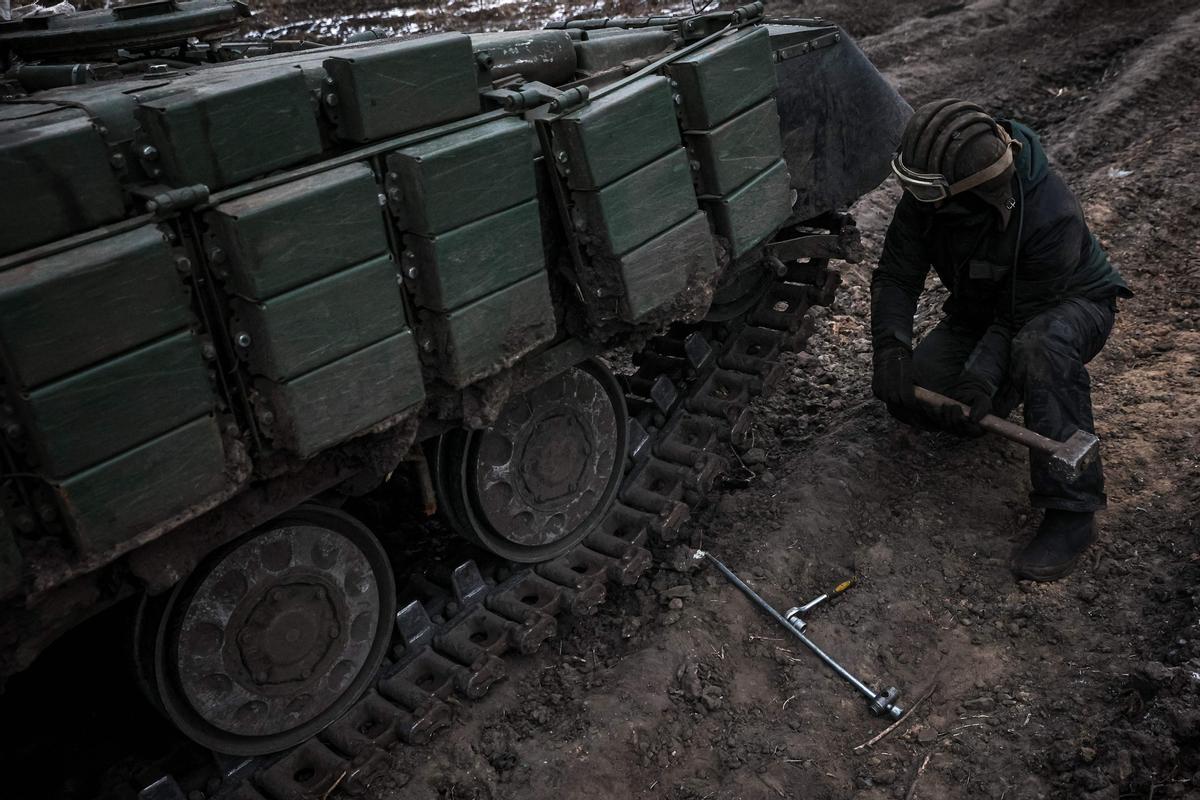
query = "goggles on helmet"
(891, 125, 1018, 203)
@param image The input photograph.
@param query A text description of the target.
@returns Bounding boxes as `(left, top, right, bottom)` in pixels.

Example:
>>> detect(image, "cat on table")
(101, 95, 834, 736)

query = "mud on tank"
(0, 0, 908, 785)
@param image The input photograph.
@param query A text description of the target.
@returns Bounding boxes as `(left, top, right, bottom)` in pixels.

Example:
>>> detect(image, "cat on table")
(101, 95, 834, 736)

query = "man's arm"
(870, 196, 933, 415)
(960, 173, 1088, 393)
(871, 195, 933, 350)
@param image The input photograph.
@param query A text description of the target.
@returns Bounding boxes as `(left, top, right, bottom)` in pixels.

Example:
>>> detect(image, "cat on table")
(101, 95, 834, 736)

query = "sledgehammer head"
(1050, 430, 1100, 481)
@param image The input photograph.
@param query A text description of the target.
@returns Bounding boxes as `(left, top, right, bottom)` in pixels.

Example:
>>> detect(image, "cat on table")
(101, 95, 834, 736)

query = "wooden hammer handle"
(912, 386, 1061, 456)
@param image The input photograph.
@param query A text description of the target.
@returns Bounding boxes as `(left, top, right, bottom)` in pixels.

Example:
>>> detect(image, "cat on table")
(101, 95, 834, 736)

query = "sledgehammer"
(913, 386, 1099, 480)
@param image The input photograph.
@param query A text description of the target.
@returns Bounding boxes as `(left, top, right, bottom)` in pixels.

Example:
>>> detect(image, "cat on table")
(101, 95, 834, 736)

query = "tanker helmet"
(891, 99, 1019, 204)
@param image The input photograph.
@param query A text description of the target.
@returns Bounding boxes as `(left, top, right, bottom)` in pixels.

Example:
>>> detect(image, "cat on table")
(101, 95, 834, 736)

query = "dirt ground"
(278, 1, 1198, 797)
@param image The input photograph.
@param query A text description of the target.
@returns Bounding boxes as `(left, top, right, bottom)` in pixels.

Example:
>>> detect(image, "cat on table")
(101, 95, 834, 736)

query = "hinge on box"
(138, 183, 210, 216)
(481, 82, 590, 113)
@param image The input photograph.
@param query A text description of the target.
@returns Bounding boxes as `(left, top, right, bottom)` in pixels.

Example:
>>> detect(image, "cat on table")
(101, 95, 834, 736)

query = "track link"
(139, 258, 838, 800)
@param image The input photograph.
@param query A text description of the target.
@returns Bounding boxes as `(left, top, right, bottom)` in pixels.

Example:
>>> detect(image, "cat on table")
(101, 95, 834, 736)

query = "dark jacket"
(870, 120, 1131, 391)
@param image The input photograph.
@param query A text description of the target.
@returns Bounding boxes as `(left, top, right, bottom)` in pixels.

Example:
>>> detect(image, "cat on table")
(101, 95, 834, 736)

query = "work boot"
(1012, 510, 1096, 582)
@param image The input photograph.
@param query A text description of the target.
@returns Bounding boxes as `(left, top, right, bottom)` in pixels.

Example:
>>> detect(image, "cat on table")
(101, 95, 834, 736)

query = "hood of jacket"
(1006, 119, 1050, 188)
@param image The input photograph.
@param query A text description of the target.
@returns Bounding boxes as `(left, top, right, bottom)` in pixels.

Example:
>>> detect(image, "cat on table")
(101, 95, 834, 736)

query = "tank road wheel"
(704, 261, 773, 322)
(144, 506, 395, 756)
(432, 360, 628, 563)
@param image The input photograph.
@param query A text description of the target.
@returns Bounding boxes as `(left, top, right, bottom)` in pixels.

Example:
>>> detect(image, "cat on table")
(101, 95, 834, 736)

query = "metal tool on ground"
(791, 577, 855, 616)
(695, 550, 903, 720)
(913, 386, 1099, 480)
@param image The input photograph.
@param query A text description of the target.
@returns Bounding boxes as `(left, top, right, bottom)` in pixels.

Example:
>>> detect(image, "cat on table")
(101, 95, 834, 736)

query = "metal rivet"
(235, 332, 252, 348)
(140, 145, 159, 161)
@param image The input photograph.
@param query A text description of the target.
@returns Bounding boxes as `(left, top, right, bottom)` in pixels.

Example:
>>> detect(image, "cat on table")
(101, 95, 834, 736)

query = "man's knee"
(1011, 314, 1081, 385)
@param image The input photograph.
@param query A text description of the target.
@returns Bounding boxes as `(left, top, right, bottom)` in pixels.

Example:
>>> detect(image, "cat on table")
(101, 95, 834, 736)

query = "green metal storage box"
(231, 256, 406, 382)
(19, 331, 214, 478)
(0, 109, 126, 258)
(57, 414, 229, 554)
(685, 98, 784, 196)
(386, 117, 536, 235)
(573, 147, 699, 257)
(323, 33, 480, 143)
(206, 163, 389, 300)
(551, 76, 681, 190)
(402, 199, 544, 312)
(0, 226, 193, 388)
(666, 27, 778, 130)
(262, 331, 425, 458)
(420, 271, 556, 388)
(615, 212, 718, 322)
(705, 158, 793, 258)
(137, 69, 324, 190)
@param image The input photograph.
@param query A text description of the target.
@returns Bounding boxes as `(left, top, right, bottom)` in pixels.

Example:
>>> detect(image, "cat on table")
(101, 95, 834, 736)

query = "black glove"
(938, 372, 993, 437)
(872, 340, 916, 414)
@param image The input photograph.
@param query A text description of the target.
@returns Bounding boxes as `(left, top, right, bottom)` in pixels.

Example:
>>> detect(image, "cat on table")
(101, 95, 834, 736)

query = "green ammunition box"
(57, 414, 229, 554)
(667, 27, 778, 130)
(264, 331, 425, 458)
(324, 33, 480, 143)
(551, 76, 681, 190)
(573, 148, 699, 257)
(233, 255, 406, 382)
(0, 110, 126, 258)
(685, 98, 784, 196)
(705, 159, 792, 259)
(421, 271, 556, 388)
(572, 30, 675, 75)
(137, 69, 324, 191)
(20, 331, 214, 478)
(0, 226, 192, 389)
(386, 117, 535, 235)
(207, 163, 389, 300)
(403, 199, 544, 312)
(616, 212, 718, 322)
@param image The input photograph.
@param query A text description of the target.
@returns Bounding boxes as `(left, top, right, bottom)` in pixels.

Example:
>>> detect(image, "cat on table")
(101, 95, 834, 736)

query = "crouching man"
(870, 99, 1131, 581)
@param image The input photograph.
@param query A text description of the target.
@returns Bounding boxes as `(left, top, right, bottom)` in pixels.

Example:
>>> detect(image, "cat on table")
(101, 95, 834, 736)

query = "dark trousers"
(912, 297, 1116, 512)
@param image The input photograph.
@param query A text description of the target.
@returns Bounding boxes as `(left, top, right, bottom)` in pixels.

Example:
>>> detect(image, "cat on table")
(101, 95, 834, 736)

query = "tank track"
(139, 257, 841, 800)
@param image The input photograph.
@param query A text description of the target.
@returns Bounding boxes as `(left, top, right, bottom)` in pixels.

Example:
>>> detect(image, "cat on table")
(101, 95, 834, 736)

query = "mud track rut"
(150, 257, 842, 800)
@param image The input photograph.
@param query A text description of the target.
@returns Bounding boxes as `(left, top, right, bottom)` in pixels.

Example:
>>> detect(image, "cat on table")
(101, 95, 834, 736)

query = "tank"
(0, 0, 909, 794)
